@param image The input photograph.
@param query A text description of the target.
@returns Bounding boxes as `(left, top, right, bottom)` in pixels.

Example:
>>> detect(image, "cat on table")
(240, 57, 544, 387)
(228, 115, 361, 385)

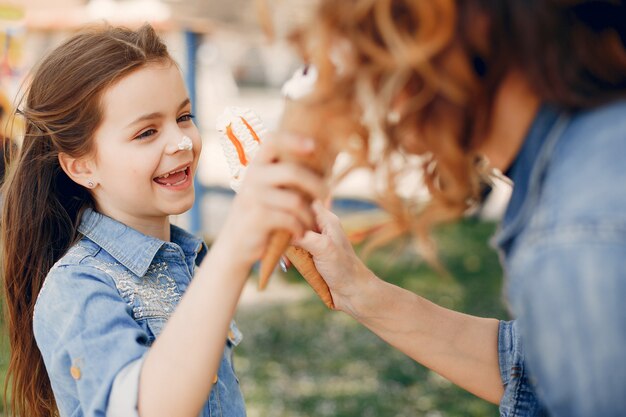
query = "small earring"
(177, 135, 193, 151)
(87, 180, 95, 188)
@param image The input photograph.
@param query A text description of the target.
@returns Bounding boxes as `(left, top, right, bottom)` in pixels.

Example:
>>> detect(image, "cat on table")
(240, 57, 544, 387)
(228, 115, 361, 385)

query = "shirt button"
(70, 366, 81, 380)
(213, 374, 218, 384)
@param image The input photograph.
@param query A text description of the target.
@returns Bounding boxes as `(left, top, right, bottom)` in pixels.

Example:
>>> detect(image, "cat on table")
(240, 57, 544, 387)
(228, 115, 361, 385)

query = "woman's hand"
(295, 201, 376, 314)
(217, 134, 328, 268)
(295, 202, 504, 404)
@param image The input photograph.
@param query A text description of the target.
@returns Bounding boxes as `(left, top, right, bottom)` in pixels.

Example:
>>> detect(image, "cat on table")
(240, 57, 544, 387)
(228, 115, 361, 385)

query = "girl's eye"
(135, 129, 157, 140)
(177, 113, 195, 123)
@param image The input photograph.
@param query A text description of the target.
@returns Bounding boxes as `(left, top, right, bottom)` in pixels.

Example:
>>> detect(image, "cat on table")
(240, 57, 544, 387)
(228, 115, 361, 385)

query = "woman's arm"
(138, 136, 327, 417)
(297, 201, 504, 404)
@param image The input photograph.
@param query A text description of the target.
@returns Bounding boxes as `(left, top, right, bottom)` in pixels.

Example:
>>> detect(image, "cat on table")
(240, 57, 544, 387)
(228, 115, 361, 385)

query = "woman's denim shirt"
(495, 100, 626, 417)
(34, 209, 246, 417)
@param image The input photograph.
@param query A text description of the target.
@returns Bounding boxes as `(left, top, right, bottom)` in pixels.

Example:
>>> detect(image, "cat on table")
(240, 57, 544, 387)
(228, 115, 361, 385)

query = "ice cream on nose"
(177, 135, 193, 151)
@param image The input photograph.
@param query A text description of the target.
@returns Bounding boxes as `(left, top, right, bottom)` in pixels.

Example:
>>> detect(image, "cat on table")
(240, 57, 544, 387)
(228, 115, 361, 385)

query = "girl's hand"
(218, 134, 328, 267)
(294, 201, 376, 314)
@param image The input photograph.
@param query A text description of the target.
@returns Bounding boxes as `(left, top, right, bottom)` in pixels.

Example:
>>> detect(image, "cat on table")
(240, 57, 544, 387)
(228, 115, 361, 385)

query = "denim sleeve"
(498, 320, 547, 417)
(34, 265, 149, 417)
(506, 228, 626, 417)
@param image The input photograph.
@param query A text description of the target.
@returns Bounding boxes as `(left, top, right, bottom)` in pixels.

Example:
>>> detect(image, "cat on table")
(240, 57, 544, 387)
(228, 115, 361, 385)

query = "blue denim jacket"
(34, 208, 247, 417)
(495, 100, 626, 417)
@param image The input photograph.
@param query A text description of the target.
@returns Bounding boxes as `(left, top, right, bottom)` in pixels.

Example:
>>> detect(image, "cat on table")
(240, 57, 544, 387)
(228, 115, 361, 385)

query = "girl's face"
(88, 62, 202, 229)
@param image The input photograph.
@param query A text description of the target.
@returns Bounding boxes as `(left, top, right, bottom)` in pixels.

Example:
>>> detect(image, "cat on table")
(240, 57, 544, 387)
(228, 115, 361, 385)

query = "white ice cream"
(215, 107, 267, 192)
(281, 65, 319, 100)
(177, 135, 193, 151)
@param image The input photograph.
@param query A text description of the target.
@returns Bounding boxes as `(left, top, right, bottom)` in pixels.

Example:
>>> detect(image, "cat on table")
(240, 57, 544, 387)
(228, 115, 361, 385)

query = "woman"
(288, 1, 626, 416)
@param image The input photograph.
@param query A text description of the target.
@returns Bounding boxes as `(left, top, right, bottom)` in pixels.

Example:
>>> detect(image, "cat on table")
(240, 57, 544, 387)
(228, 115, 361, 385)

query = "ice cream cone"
(285, 246, 334, 309)
(216, 105, 336, 308)
(257, 95, 343, 286)
(215, 107, 265, 192)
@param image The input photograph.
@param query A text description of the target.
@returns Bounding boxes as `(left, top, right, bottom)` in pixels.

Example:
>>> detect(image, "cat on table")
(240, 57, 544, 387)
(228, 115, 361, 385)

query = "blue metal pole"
(185, 29, 204, 235)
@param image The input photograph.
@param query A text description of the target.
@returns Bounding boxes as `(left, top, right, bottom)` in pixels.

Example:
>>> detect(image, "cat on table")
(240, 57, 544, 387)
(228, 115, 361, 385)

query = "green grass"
(234, 218, 509, 417)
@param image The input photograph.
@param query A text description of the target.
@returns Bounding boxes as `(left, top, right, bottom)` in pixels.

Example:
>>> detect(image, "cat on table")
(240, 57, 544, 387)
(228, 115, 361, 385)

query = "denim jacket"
(34, 208, 247, 417)
(495, 100, 626, 417)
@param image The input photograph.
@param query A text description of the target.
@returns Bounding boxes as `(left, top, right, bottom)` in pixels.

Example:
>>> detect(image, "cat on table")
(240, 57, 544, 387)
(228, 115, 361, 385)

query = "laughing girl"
(1, 24, 325, 417)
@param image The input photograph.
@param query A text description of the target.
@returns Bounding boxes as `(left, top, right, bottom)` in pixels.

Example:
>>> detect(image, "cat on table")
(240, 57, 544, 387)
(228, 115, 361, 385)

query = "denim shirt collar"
(494, 104, 571, 253)
(78, 208, 208, 276)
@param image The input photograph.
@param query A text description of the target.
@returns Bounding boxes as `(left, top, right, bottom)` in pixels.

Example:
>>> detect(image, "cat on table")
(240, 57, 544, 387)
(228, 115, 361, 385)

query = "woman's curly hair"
(289, 0, 626, 256)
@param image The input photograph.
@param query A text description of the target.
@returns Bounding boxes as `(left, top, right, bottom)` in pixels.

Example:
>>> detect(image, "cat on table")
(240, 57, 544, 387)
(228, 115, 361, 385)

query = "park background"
(0, 1, 513, 415)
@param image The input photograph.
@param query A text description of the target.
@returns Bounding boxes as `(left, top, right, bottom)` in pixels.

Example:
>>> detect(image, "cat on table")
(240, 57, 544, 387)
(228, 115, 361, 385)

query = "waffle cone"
(285, 246, 334, 309)
(257, 88, 365, 303)
(258, 229, 292, 289)
(216, 102, 349, 309)
(258, 99, 334, 288)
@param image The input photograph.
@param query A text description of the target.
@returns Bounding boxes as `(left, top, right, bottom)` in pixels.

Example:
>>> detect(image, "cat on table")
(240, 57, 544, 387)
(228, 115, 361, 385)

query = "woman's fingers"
(294, 230, 326, 256)
(296, 202, 354, 260)
(311, 200, 341, 234)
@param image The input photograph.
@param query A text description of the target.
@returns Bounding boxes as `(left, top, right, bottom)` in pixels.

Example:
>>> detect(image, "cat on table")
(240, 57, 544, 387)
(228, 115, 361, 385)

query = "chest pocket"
(113, 261, 182, 341)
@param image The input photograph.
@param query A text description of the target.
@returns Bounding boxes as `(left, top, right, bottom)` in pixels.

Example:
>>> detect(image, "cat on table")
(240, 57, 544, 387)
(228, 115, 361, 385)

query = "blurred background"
(1, 1, 511, 415)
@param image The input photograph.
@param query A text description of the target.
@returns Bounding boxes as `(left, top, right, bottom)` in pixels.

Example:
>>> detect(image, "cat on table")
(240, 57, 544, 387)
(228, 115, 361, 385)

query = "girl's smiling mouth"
(153, 165, 192, 189)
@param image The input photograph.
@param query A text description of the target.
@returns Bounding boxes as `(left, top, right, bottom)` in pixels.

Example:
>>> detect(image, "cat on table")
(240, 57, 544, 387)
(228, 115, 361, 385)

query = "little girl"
(1, 24, 324, 417)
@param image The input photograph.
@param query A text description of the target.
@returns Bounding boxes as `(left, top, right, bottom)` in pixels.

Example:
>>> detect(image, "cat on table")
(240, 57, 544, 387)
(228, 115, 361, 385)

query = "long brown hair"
(292, 0, 626, 253)
(1, 24, 171, 417)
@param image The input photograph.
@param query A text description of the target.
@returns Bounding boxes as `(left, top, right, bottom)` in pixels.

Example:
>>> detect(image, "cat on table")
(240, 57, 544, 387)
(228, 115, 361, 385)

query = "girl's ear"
(58, 152, 98, 189)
